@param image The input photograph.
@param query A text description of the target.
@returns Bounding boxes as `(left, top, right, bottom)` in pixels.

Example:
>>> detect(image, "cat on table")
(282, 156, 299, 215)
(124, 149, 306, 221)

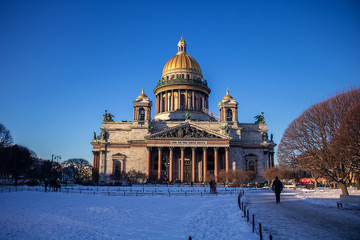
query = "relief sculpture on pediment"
(155, 126, 221, 139)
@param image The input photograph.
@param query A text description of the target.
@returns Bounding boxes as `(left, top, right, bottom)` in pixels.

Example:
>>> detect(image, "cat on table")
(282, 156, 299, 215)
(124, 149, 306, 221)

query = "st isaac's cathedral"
(91, 38, 276, 184)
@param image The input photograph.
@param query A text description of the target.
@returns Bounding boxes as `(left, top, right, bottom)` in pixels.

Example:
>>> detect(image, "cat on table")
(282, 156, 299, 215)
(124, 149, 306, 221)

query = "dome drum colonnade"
(153, 37, 211, 121)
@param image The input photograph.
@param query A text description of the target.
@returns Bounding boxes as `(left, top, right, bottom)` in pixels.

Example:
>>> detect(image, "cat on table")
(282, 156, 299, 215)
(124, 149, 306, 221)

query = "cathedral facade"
(91, 38, 276, 184)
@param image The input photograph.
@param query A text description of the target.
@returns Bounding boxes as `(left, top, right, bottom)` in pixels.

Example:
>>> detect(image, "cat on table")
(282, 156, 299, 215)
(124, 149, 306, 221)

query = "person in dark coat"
(272, 176, 283, 203)
(209, 180, 213, 193)
(44, 178, 49, 192)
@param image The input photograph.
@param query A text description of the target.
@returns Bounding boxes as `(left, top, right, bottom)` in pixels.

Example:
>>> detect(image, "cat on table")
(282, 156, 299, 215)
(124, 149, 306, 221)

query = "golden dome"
(162, 53, 202, 74)
(162, 38, 202, 76)
(137, 88, 148, 99)
(222, 89, 233, 100)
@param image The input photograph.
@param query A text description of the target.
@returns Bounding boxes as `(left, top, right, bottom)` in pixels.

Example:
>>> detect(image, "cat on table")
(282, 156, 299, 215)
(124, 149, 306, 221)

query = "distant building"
(91, 38, 276, 184)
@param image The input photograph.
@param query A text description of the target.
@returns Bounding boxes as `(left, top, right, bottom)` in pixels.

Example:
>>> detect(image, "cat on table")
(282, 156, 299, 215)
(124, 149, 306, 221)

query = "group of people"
(209, 180, 217, 194)
(44, 178, 61, 192)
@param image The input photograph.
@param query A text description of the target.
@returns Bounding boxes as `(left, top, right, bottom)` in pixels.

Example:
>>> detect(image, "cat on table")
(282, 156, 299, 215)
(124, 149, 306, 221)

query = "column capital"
(225, 147, 230, 152)
(191, 147, 197, 151)
(202, 147, 208, 151)
(180, 147, 186, 151)
(146, 146, 152, 151)
(157, 147, 163, 151)
(169, 146, 174, 151)
(213, 147, 219, 151)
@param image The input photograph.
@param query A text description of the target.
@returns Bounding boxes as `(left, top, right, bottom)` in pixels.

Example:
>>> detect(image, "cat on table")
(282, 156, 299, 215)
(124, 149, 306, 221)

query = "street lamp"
(52, 154, 61, 162)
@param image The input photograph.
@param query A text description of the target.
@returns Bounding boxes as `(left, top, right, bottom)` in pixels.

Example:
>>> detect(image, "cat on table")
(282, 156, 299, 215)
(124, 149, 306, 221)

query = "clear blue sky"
(1, 0, 359, 163)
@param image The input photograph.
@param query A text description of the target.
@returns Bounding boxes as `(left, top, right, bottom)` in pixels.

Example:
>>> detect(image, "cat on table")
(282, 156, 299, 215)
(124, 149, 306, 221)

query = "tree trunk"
(354, 173, 360, 190)
(339, 182, 349, 195)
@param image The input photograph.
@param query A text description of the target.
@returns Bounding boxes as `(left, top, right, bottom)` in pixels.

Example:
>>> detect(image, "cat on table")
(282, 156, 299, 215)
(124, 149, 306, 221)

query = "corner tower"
(153, 37, 211, 121)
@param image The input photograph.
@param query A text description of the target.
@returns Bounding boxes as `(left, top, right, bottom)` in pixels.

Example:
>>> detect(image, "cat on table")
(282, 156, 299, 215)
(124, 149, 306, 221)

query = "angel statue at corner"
(254, 112, 265, 124)
(103, 110, 115, 122)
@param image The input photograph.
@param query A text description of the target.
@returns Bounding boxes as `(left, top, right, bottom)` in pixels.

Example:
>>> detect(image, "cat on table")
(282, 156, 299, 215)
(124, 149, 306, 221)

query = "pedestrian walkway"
(245, 190, 360, 240)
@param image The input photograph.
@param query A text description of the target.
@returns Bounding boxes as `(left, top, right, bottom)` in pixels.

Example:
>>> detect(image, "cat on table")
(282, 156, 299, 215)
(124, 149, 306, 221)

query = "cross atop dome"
(177, 37, 187, 54)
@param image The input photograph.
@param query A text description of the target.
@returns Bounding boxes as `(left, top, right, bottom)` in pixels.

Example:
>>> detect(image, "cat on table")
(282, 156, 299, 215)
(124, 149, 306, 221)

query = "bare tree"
(332, 103, 360, 189)
(63, 158, 92, 184)
(262, 167, 282, 185)
(277, 88, 360, 195)
(0, 124, 13, 147)
(0, 145, 35, 185)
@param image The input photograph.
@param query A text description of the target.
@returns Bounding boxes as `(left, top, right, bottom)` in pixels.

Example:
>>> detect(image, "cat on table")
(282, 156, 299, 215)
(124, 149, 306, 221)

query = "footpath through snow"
(243, 188, 360, 240)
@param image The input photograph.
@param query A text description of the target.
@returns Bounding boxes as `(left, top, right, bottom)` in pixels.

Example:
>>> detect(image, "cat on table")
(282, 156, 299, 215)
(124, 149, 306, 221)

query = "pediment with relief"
(146, 123, 231, 140)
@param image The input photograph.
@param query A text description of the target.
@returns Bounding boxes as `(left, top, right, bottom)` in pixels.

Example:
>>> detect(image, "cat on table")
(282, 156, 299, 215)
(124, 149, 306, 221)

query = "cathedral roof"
(162, 37, 202, 76)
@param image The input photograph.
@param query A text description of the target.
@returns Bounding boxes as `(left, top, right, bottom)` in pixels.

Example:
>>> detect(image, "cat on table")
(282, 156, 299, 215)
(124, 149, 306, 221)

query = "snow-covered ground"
(1, 185, 359, 240)
(243, 187, 360, 240)
(0, 186, 256, 240)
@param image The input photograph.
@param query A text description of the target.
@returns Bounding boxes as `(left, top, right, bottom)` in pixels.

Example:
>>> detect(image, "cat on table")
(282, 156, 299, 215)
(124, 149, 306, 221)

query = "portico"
(145, 122, 230, 183)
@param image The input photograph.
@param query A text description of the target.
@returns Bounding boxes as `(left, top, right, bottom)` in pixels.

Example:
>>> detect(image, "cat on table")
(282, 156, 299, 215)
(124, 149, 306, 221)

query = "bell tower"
(218, 89, 238, 123)
(133, 89, 152, 122)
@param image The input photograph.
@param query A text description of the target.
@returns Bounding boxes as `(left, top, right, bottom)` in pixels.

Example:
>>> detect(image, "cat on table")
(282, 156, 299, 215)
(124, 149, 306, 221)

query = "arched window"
(162, 97, 165, 112)
(226, 109, 233, 121)
(249, 161, 255, 172)
(232, 161, 236, 171)
(139, 108, 145, 121)
(113, 160, 121, 177)
(180, 94, 185, 110)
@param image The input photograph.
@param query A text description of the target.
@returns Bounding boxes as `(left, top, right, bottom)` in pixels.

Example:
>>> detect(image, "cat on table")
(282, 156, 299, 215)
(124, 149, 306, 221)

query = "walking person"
(212, 181, 217, 194)
(56, 178, 61, 192)
(272, 176, 283, 203)
(209, 180, 213, 194)
(44, 178, 49, 192)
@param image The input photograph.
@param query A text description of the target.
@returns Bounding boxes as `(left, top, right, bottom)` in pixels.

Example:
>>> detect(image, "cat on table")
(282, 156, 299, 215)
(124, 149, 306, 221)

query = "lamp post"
(51, 154, 62, 181)
(52, 154, 61, 162)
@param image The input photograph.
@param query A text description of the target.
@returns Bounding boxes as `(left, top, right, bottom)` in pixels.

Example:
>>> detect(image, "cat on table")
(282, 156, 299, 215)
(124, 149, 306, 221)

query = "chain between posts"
(238, 190, 273, 240)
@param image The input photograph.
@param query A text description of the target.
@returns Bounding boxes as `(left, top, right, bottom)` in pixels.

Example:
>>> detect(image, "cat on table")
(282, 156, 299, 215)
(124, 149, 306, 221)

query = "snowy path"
(244, 190, 360, 240)
(0, 191, 257, 240)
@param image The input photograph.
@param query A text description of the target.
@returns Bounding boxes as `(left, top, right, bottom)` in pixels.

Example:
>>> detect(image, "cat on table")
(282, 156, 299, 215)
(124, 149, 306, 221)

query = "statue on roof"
(224, 124, 229, 134)
(103, 110, 114, 122)
(254, 112, 265, 124)
(185, 111, 191, 120)
(262, 132, 268, 142)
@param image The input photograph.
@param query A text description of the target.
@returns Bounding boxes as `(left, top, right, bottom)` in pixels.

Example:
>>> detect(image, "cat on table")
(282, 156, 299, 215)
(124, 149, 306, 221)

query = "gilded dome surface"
(162, 53, 202, 74)
(162, 37, 202, 76)
(136, 88, 149, 99)
(222, 89, 233, 100)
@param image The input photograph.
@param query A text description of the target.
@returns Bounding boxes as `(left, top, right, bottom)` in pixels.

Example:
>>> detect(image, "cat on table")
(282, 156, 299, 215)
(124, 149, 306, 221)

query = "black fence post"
(269, 234, 272, 240)
(244, 206, 246, 218)
(252, 214, 255, 233)
(247, 209, 249, 222)
(259, 223, 262, 240)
